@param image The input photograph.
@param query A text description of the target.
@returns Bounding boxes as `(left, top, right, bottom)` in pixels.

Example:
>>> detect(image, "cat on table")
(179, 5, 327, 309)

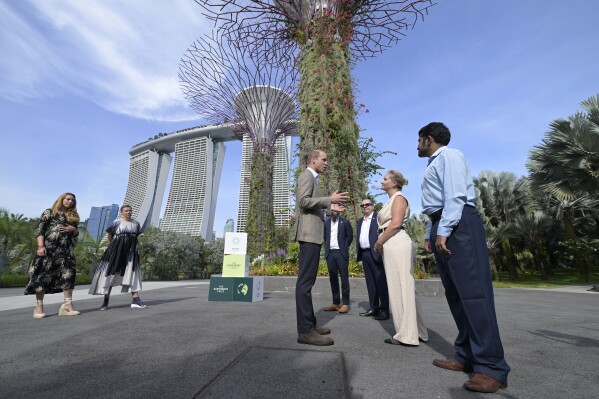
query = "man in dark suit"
(356, 198, 389, 320)
(294, 150, 348, 346)
(322, 208, 353, 314)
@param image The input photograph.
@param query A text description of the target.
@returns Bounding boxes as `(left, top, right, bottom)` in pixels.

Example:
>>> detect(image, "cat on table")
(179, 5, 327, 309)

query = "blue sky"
(1, 0, 598, 237)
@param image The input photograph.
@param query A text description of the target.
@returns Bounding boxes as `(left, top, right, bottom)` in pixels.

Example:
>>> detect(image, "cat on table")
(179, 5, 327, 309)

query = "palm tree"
(75, 227, 108, 276)
(514, 211, 554, 279)
(474, 171, 532, 280)
(474, 171, 531, 226)
(528, 95, 599, 202)
(484, 222, 518, 281)
(527, 94, 599, 280)
(0, 209, 31, 276)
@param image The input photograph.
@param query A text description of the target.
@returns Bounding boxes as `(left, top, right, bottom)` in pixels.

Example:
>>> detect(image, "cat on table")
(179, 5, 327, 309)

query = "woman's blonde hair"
(387, 170, 409, 189)
(51, 192, 80, 226)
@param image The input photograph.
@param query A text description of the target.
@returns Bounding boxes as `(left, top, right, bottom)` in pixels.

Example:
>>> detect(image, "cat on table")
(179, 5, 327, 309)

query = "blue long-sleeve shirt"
(421, 146, 476, 239)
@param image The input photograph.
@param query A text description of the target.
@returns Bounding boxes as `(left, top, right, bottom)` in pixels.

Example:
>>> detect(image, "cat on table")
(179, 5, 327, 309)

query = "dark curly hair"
(418, 122, 451, 145)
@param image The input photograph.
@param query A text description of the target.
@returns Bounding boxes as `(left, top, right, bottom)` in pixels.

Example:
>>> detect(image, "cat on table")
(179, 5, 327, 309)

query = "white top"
(329, 218, 340, 249)
(359, 214, 373, 249)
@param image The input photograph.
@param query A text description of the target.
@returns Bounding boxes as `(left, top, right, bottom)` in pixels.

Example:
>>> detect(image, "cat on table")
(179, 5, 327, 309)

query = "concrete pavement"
(0, 278, 597, 398)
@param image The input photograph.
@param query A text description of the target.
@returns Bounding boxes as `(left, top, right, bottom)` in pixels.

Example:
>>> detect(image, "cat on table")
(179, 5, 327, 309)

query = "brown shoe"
(322, 304, 339, 311)
(337, 305, 350, 314)
(297, 331, 334, 346)
(315, 325, 331, 335)
(432, 358, 472, 372)
(463, 373, 504, 393)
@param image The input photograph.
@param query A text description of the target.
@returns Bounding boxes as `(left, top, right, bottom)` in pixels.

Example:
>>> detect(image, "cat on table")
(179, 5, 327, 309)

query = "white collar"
(307, 167, 318, 178)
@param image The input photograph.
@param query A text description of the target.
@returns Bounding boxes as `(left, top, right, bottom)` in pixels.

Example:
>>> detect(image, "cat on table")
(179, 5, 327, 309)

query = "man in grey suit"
(294, 150, 349, 346)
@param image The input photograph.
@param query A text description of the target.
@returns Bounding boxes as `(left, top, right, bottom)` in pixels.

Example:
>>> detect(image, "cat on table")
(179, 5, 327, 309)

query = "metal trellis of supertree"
(179, 31, 299, 258)
(195, 0, 435, 218)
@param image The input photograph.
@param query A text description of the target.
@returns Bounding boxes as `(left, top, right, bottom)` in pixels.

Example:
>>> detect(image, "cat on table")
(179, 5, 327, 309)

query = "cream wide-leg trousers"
(381, 230, 428, 345)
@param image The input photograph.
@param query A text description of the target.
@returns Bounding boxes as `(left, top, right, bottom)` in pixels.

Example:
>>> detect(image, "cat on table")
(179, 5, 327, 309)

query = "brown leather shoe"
(432, 358, 472, 372)
(322, 304, 339, 311)
(315, 325, 331, 335)
(297, 331, 334, 346)
(463, 373, 504, 393)
(337, 305, 350, 314)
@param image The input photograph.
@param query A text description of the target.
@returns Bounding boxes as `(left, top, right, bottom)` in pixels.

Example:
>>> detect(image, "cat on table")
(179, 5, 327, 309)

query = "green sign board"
(233, 277, 264, 302)
(208, 277, 234, 301)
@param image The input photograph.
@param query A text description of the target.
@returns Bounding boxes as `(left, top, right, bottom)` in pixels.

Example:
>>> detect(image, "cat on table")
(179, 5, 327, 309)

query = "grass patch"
(492, 266, 599, 288)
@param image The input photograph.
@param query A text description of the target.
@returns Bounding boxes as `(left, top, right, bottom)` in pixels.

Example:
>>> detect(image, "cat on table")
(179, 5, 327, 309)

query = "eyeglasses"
(360, 204, 373, 208)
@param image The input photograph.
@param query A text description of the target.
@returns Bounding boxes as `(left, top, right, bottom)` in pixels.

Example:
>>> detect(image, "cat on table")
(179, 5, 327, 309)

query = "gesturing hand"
(330, 190, 349, 204)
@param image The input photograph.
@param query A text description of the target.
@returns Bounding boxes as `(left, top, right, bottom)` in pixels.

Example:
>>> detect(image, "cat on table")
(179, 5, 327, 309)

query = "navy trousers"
(296, 242, 321, 334)
(361, 250, 389, 312)
(326, 249, 350, 306)
(431, 206, 510, 384)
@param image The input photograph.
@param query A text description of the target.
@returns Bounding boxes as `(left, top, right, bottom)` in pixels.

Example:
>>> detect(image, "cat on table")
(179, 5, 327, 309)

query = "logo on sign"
(237, 283, 249, 296)
(214, 285, 229, 293)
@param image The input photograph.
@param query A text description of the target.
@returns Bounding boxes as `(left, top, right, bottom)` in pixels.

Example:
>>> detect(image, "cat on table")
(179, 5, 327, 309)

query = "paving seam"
(193, 345, 350, 399)
(194, 346, 253, 399)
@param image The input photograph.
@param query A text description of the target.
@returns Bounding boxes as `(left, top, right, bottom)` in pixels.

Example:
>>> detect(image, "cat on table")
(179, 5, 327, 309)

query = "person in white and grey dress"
(374, 170, 428, 346)
(88, 205, 148, 309)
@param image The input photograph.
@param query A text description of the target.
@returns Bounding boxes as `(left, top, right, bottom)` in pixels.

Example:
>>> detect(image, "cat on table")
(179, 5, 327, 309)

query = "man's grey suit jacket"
(293, 169, 331, 244)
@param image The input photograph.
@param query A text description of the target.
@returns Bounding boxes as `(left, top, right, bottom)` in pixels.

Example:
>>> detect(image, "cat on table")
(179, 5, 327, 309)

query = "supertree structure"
(196, 0, 435, 216)
(179, 32, 298, 257)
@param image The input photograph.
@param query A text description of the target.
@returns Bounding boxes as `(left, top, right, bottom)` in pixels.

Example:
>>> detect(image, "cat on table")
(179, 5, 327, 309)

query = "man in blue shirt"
(418, 122, 510, 393)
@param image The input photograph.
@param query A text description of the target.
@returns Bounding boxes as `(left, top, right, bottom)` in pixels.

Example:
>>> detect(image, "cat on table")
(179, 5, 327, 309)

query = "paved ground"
(0, 278, 597, 399)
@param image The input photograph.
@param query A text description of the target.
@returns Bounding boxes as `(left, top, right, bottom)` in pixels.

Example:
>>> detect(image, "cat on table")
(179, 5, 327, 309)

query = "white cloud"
(0, 0, 213, 121)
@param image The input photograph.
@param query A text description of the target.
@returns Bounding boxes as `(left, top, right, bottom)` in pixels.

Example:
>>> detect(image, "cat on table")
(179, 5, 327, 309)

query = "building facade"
(160, 137, 226, 237)
(224, 218, 235, 236)
(121, 150, 172, 230)
(121, 124, 294, 240)
(86, 204, 119, 240)
(122, 124, 237, 239)
(236, 134, 293, 233)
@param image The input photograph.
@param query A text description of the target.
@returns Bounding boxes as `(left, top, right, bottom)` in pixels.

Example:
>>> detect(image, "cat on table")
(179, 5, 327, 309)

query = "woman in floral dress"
(25, 192, 81, 318)
(89, 205, 147, 309)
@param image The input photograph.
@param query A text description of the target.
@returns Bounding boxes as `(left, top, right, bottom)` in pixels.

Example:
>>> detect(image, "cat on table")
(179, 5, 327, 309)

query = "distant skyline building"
(121, 123, 295, 240)
(122, 150, 171, 230)
(122, 124, 238, 238)
(224, 218, 235, 236)
(236, 134, 293, 233)
(160, 137, 226, 237)
(86, 204, 119, 240)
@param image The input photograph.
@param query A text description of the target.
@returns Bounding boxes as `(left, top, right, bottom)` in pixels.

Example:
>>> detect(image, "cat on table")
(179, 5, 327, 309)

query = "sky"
(1, 0, 598, 238)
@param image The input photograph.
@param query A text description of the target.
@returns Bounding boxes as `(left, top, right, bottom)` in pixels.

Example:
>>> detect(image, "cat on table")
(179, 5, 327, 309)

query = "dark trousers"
(296, 241, 321, 334)
(326, 249, 350, 306)
(431, 206, 510, 384)
(361, 250, 389, 312)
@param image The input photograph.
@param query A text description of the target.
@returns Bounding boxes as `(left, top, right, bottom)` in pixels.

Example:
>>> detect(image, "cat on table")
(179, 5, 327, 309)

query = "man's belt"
(428, 208, 443, 223)
(377, 226, 404, 235)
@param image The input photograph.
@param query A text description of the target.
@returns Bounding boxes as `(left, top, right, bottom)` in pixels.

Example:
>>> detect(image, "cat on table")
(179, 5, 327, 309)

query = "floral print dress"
(24, 209, 78, 295)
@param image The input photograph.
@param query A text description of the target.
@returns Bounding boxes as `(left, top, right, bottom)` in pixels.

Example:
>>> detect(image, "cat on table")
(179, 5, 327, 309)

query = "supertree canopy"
(196, 0, 435, 218)
(196, 0, 435, 63)
(179, 32, 299, 257)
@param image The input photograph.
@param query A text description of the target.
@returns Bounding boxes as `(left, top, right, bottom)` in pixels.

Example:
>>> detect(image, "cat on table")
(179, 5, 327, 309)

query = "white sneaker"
(131, 298, 148, 308)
